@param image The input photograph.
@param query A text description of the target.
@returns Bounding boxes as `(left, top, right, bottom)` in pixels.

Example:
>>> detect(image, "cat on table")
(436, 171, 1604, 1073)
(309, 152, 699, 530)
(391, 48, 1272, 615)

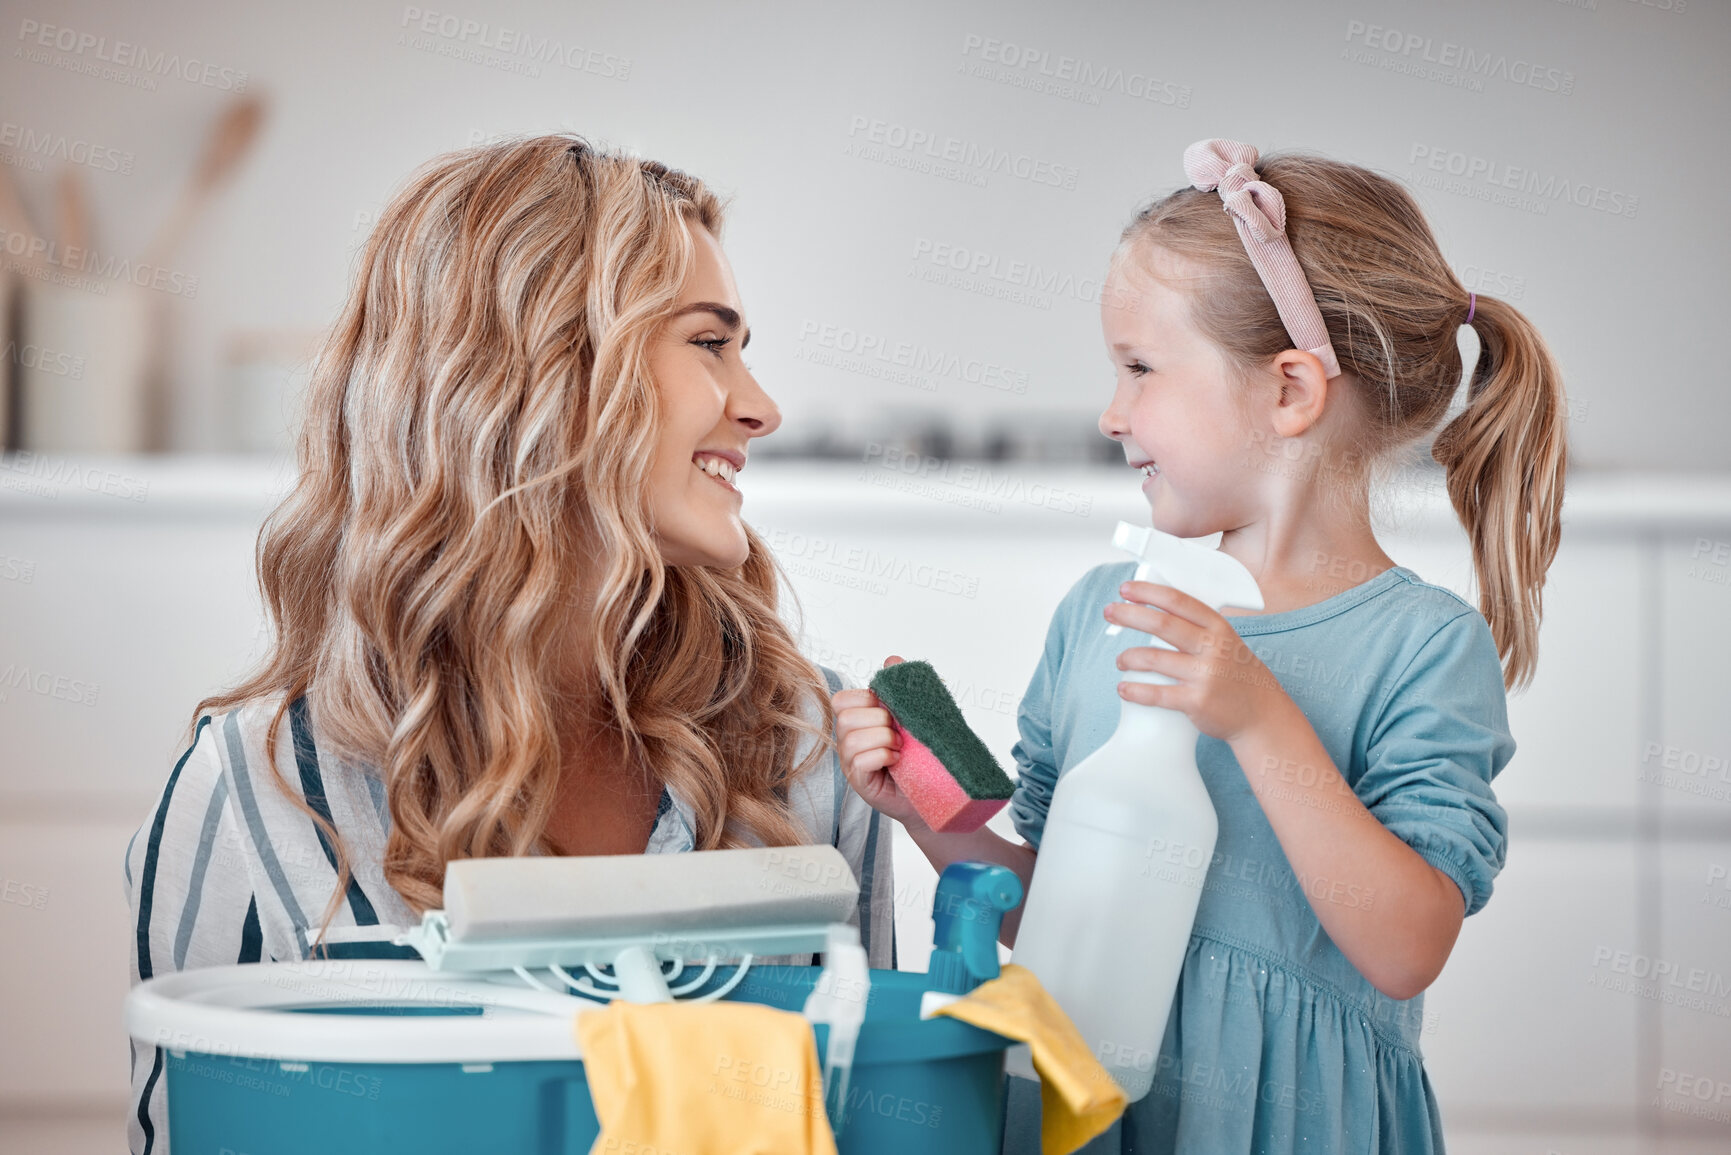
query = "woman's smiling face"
(1097, 243, 1263, 538)
(644, 222, 781, 568)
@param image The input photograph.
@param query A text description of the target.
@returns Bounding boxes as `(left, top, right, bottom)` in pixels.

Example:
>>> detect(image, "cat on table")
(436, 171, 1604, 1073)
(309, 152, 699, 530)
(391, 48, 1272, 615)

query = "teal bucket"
(129, 959, 1012, 1154)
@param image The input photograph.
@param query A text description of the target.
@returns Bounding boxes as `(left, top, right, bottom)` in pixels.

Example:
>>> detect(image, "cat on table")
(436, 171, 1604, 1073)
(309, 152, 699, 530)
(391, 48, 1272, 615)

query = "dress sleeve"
(1358, 611, 1516, 918)
(821, 663, 899, 970)
(1006, 575, 1082, 851)
(125, 715, 261, 1155)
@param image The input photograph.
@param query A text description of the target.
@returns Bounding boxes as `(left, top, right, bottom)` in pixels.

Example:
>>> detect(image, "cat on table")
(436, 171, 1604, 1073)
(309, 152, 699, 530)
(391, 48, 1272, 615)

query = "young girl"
(834, 138, 1566, 1153)
(124, 136, 896, 1154)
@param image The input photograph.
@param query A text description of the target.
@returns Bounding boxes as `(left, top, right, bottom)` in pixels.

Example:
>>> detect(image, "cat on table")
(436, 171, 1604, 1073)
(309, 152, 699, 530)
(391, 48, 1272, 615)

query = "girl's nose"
(1098, 394, 1129, 443)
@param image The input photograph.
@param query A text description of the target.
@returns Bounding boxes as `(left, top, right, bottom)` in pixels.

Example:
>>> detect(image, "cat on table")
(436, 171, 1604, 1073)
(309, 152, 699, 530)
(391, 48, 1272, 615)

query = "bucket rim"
(126, 960, 1013, 1066)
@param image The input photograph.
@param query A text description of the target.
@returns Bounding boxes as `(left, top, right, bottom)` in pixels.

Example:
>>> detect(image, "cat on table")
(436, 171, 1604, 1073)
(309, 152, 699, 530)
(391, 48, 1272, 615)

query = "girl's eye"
(1126, 361, 1151, 377)
(695, 336, 732, 355)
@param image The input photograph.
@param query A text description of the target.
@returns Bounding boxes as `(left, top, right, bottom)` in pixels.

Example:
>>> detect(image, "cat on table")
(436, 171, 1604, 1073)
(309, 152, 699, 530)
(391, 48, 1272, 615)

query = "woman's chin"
(660, 530, 749, 569)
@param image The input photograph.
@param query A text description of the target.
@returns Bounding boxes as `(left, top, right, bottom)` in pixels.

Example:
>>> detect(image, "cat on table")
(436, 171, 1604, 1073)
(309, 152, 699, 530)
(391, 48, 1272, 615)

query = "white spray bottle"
(1007, 521, 1263, 1100)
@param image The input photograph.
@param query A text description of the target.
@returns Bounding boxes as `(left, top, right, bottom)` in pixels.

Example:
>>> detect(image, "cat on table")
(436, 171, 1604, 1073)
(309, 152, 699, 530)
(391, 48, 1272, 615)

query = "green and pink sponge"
(869, 659, 1014, 833)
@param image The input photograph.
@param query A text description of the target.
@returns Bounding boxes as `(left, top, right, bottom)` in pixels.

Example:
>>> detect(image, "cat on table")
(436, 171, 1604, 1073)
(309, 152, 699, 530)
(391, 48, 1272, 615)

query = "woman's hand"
(830, 656, 931, 832)
(1105, 580, 1297, 744)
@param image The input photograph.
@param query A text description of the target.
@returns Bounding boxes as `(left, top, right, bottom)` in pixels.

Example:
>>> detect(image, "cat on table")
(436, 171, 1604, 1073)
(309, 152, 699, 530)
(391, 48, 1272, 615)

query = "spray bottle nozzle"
(926, 862, 1023, 996)
(1104, 521, 1264, 638)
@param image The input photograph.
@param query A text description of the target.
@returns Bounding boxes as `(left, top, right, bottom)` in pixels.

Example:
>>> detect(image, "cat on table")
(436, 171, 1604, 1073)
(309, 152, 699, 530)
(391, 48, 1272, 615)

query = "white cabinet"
(2, 459, 1729, 1154)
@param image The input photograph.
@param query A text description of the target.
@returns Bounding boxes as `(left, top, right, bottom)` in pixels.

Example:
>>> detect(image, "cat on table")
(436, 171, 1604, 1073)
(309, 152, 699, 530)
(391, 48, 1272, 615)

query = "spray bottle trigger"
(1112, 521, 1152, 558)
(1102, 519, 1264, 636)
(1106, 521, 1155, 638)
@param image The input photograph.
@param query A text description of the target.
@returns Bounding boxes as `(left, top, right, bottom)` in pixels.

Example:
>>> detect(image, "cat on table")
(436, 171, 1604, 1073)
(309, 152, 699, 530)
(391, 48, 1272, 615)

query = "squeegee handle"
(612, 945, 673, 1003)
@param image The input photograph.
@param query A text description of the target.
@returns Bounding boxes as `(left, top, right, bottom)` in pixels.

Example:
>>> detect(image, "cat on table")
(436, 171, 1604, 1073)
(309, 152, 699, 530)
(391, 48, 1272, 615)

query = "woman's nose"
(731, 368, 782, 437)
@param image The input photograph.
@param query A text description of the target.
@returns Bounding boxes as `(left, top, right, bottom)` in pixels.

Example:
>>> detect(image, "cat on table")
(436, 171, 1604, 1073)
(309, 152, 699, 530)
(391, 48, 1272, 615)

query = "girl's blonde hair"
(196, 135, 832, 939)
(1122, 151, 1567, 691)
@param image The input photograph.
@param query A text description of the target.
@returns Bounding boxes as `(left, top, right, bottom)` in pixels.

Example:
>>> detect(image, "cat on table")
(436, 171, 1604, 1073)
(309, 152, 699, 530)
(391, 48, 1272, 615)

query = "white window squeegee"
(395, 845, 871, 1129)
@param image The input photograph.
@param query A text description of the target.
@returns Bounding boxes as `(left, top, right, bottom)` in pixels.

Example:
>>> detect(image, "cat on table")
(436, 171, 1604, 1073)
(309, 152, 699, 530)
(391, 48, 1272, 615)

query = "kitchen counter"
(5, 453, 1731, 535)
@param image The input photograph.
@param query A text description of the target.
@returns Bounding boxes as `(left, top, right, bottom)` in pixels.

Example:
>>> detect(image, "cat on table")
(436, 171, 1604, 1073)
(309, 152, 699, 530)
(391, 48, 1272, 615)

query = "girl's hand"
(1106, 580, 1296, 744)
(830, 656, 931, 832)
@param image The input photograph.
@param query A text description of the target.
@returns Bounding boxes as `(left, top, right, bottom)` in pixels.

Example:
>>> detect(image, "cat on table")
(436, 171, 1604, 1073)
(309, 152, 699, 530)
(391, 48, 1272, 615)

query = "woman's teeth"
(1141, 463, 1160, 477)
(693, 454, 738, 486)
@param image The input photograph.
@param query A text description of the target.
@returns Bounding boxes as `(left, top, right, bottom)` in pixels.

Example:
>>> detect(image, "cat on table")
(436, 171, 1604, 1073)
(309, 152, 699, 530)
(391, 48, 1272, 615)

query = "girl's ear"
(1267, 349, 1333, 439)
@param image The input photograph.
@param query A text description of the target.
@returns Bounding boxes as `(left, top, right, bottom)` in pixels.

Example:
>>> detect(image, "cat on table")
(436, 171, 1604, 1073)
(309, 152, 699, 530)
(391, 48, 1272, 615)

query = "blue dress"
(1001, 560, 1515, 1155)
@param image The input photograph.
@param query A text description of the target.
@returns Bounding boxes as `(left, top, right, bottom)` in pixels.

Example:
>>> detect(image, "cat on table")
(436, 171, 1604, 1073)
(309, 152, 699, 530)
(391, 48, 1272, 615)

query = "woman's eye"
(1126, 361, 1151, 376)
(695, 336, 732, 354)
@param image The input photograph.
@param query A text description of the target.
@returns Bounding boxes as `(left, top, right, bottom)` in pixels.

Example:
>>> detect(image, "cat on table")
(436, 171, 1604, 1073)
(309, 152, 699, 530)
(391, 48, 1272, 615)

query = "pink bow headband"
(1182, 138, 1343, 380)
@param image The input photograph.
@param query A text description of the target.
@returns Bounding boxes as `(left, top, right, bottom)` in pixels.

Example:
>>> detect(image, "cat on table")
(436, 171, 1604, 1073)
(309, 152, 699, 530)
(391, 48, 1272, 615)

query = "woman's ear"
(1266, 349, 1333, 439)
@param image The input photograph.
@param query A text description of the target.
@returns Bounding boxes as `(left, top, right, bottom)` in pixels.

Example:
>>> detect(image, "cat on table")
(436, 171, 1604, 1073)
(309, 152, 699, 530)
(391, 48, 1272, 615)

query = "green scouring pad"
(868, 660, 1014, 833)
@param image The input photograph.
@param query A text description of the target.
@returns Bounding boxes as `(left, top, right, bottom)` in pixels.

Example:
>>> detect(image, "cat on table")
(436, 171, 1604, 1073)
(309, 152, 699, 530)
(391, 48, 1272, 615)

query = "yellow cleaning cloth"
(574, 999, 839, 1155)
(930, 963, 1127, 1155)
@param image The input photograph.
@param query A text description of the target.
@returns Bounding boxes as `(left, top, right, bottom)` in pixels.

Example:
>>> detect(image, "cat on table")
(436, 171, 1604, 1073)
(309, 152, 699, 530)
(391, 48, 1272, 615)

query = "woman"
(124, 135, 895, 1153)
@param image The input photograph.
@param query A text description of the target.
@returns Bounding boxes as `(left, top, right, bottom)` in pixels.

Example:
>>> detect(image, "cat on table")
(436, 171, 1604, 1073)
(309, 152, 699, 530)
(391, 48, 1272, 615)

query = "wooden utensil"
(141, 93, 265, 269)
(0, 163, 44, 273)
(57, 167, 90, 258)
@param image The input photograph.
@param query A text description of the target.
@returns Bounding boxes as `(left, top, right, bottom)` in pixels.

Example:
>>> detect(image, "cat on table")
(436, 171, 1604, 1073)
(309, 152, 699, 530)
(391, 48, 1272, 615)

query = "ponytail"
(1429, 294, 1568, 691)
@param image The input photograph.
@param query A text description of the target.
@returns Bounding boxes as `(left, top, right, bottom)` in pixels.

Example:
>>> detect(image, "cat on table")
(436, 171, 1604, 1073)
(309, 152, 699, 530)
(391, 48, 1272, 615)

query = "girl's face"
(1097, 244, 1262, 538)
(643, 223, 781, 568)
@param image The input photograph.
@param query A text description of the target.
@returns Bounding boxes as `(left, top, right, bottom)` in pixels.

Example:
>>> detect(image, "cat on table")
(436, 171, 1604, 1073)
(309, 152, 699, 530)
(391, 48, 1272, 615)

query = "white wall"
(0, 0, 1724, 464)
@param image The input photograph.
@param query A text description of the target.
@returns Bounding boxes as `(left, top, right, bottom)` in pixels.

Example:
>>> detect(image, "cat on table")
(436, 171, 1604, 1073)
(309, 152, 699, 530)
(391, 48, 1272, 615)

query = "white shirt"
(122, 664, 895, 1154)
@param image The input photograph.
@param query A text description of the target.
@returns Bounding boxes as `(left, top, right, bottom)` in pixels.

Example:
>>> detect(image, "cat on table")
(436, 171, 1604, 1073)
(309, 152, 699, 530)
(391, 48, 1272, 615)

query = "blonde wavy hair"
(196, 135, 833, 936)
(1122, 151, 1568, 691)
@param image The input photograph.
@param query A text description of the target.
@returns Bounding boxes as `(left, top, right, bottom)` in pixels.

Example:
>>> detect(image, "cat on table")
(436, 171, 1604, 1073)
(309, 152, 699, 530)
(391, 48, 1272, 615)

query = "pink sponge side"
(886, 721, 1008, 834)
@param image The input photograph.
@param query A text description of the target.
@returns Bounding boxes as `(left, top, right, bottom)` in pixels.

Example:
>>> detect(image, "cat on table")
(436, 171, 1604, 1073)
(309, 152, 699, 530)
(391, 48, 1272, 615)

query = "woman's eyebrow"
(672, 301, 750, 349)
(673, 301, 741, 328)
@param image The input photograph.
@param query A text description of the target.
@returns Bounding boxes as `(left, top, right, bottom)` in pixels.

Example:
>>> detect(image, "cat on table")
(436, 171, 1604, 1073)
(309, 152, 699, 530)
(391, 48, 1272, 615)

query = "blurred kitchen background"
(1, 0, 1728, 1152)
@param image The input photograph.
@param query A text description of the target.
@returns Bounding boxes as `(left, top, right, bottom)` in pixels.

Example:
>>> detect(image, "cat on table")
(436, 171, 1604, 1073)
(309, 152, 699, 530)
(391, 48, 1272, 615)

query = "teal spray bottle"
(1007, 521, 1263, 1099)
